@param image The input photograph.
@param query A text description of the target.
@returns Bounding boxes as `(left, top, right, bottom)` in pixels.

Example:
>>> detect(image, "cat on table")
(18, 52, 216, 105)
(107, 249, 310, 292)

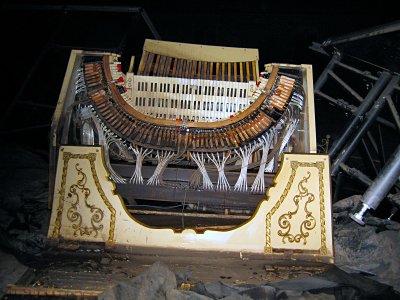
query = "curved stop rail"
(84, 55, 297, 153)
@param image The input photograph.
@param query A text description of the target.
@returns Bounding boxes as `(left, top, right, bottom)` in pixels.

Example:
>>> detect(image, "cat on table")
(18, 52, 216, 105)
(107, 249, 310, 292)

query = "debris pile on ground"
(98, 261, 177, 300)
(0, 143, 49, 255)
(98, 260, 399, 299)
(333, 195, 400, 291)
(0, 249, 28, 299)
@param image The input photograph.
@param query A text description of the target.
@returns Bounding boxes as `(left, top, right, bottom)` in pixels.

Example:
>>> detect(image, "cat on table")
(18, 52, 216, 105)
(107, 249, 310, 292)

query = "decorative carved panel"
(48, 146, 333, 262)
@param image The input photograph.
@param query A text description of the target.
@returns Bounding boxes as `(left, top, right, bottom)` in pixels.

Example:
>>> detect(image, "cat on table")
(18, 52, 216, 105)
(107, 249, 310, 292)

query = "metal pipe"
(339, 162, 400, 192)
(350, 144, 400, 225)
(378, 124, 386, 166)
(335, 60, 378, 81)
(376, 116, 397, 129)
(333, 171, 344, 202)
(322, 20, 400, 47)
(366, 131, 379, 154)
(331, 75, 399, 176)
(335, 60, 400, 92)
(140, 8, 162, 40)
(315, 91, 357, 112)
(361, 138, 379, 175)
(328, 70, 364, 102)
(315, 90, 396, 129)
(314, 54, 340, 91)
(339, 163, 373, 187)
(328, 72, 392, 158)
(386, 95, 400, 132)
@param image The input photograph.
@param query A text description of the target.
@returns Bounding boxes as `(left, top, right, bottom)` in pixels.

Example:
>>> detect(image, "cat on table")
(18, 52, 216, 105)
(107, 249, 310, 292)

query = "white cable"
(129, 145, 153, 184)
(90, 110, 128, 184)
(251, 133, 273, 193)
(234, 143, 255, 192)
(207, 151, 231, 191)
(147, 150, 175, 186)
(191, 152, 214, 190)
(265, 158, 275, 173)
(265, 125, 280, 173)
(265, 117, 299, 173)
(75, 68, 86, 95)
(291, 92, 304, 109)
(279, 118, 299, 154)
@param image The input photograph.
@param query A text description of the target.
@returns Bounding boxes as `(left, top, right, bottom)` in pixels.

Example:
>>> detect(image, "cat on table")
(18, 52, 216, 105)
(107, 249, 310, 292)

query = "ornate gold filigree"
(265, 163, 297, 253)
(51, 150, 116, 242)
(277, 171, 316, 245)
(265, 159, 327, 255)
(66, 163, 104, 237)
(89, 155, 116, 242)
(51, 151, 72, 239)
(316, 161, 327, 255)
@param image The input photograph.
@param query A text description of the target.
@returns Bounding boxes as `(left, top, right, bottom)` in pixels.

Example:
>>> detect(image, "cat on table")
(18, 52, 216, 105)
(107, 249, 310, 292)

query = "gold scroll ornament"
(51, 150, 116, 243)
(265, 161, 327, 255)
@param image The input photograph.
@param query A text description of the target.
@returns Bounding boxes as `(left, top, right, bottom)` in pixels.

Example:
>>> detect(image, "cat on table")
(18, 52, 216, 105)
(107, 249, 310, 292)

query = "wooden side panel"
(264, 154, 333, 257)
(48, 147, 115, 243)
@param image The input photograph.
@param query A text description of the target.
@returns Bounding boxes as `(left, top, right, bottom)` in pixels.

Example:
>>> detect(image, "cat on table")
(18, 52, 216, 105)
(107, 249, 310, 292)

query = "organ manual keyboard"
(48, 39, 334, 262)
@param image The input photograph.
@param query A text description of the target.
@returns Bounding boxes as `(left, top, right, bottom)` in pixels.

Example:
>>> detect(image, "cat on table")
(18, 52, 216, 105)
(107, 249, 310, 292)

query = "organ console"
(48, 40, 333, 262)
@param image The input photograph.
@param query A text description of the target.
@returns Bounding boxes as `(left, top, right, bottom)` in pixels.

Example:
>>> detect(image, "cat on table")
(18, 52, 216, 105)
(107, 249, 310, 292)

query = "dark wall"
(0, 1, 398, 152)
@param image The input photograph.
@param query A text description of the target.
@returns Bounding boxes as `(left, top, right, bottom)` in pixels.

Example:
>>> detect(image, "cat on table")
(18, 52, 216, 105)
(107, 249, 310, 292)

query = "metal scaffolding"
(311, 20, 400, 224)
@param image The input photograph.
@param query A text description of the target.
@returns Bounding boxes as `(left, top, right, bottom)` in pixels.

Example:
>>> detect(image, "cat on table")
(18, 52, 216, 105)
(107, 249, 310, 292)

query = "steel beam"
(314, 53, 340, 91)
(140, 8, 162, 40)
(366, 131, 379, 155)
(328, 72, 392, 158)
(331, 75, 399, 176)
(339, 163, 373, 187)
(335, 60, 378, 81)
(328, 70, 364, 102)
(322, 20, 400, 47)
(377, 124, 386, 166)
(361, 138, 379, 175)
(333, 171, 344, 202)
(315, 91, 396, 129)
(386, 95, 400, 132)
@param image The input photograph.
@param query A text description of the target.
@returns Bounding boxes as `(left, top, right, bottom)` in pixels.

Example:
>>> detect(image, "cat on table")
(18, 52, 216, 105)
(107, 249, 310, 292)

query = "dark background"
(1, 1, 399, 201)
